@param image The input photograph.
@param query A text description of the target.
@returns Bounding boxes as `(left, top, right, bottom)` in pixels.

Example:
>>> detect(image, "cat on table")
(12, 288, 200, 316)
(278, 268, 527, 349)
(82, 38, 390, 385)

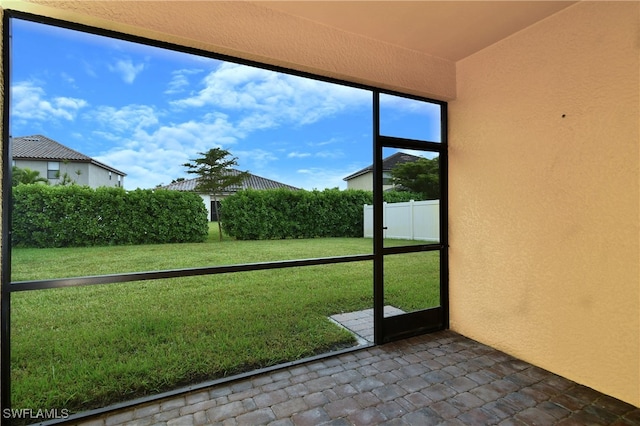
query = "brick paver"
(66, 331, 639, 425)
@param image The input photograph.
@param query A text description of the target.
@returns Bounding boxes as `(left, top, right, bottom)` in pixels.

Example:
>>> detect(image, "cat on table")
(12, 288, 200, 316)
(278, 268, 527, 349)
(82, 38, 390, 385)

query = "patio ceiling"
(253, 1, 577, 62)
(7, 0, 578, 99)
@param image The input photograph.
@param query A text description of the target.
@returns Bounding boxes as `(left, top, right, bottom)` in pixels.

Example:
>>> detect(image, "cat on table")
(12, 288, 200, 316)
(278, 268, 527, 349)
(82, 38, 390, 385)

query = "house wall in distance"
(13, 159, 90, 186)
(346, 172, 395, 192)
(346, 173, 372, 191)
(198, 194, 232, 222)
(449, 1, 639, 407)
(86, 163, 123, 188)
(13, 160, 122, 188)
(13, 159, 55, 184)
(60, 161, 90, 186)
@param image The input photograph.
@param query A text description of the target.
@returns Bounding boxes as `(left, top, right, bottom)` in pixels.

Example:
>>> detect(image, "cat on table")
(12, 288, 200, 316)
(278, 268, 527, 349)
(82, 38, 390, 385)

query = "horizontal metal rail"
(383, 243, 443, 256)
(10, 254, 375, 292)
(377, 135, 442, 152)
(11, 244, 443, 292)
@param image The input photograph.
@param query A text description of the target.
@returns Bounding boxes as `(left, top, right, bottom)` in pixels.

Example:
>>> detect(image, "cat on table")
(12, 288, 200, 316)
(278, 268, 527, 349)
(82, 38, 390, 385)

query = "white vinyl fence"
(363, 200, 440, 241)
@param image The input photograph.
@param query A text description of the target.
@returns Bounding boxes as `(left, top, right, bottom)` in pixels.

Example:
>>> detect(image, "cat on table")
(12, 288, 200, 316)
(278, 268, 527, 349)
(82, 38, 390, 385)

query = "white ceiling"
(254, 1, 577, 62)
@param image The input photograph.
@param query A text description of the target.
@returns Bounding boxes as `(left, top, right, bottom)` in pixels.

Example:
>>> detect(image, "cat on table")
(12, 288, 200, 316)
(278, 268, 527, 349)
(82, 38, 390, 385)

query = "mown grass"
(10, 224, 440, 413)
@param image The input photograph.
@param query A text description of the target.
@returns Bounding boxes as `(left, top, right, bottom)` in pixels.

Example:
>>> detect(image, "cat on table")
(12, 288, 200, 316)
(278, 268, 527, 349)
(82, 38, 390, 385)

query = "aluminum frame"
(0, 10, 448, 422)
(374, 93, 449, 344)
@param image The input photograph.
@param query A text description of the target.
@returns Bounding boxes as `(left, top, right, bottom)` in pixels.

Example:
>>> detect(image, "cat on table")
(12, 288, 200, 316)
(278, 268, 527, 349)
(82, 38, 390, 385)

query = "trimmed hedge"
(381, 190, 424, 204)
(12, 185, 209, 248)
(220, 188, 421, 240)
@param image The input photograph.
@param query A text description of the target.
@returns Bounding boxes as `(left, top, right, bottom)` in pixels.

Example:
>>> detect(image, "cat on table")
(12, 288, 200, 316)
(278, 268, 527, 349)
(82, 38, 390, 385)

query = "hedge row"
(12, 185, 209, 248)
(220, 188, 421, 240)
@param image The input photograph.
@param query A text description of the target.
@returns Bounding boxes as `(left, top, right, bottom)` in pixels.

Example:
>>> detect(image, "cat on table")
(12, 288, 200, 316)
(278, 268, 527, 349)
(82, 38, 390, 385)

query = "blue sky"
(10, 18, 441, 190)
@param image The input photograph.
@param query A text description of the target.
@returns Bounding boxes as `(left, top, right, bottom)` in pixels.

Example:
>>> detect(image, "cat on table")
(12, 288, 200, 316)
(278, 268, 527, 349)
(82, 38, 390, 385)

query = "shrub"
(382, 190, 424, 203)
(12, 185, 209, 248)
(220, 188, 421, 240)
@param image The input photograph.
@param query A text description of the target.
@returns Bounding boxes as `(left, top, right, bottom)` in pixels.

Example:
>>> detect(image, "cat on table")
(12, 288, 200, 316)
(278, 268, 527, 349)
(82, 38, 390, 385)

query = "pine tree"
(183, 148, 249, 240)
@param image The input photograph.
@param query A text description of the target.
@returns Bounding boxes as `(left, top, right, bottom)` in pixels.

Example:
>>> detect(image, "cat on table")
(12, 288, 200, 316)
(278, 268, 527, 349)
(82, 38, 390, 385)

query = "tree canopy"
(183, 148, 249, 240)
(390, 156, 440, 200)
(12, 166, 49, 186)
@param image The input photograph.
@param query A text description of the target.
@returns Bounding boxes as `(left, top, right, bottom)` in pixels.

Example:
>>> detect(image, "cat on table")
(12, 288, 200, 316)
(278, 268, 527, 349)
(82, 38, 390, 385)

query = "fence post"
(382, 202, 387, 239)
(409, 199, 414, 240)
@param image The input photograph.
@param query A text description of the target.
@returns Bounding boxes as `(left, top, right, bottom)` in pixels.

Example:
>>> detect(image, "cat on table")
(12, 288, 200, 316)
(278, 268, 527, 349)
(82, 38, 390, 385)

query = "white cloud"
(86, 105, 159, 134)
(54, 97, 86, 111)
(234, 149, 278, 170)
(306, 137, 341, 147)
(237, 113, 277, 133)
(108, 59, 145, 84)
(288, 152, 311, 158)
(165, 68, 203, 95)
(287, 150, 343, 160)
(95, 148, 177, 189)
(294, 166, 359, 190)
(92, 109, 243, 189)
(11, 80, 88, 122)
(171, 62, 370, 133)
(380, 93, 441, 116)
(315, 150, 345, 159)
(83, 60, 98, 78)
(60, 72, 76, 86)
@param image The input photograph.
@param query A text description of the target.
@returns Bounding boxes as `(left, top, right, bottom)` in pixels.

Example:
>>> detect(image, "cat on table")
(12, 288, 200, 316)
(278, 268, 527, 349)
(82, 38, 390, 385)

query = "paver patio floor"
(67, 328, 640, 426)
(329, 305, 404, 344)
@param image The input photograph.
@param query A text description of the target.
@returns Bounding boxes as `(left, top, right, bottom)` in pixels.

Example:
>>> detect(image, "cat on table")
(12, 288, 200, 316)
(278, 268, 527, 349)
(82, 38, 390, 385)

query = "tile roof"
(160, 170, 300, 193)
(343, 152, 422, 181)
(12, 135, 127, 176)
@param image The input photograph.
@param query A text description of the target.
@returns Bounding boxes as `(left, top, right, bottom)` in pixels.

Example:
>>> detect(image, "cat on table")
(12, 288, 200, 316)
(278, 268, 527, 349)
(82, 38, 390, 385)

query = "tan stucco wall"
(449, 1, 640, 407)
(1, 0, 455, 101)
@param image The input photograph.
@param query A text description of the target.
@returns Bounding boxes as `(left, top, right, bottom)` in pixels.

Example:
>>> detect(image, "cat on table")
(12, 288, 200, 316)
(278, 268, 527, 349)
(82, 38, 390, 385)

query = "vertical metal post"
(372, 92, 384, 344)
(439, 103, 449, 329)
(1, 11, 12, 413)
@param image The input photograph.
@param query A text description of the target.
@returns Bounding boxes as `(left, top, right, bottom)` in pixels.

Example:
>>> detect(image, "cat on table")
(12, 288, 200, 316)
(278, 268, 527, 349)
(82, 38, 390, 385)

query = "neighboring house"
(343, 152, 422, 191)
(160, 170, 299, 221)
(12, 135, 126, 188)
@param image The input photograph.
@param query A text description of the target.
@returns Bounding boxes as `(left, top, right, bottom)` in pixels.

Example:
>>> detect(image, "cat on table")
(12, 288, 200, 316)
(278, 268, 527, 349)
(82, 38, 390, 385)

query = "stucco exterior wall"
(86, 163, 123, 188)
(3, 0, 455, 101)
(12, 160, 122, 188)
(12, 159, 48, 182)
(346, 173, 373, 191)
(449, 1, 639, 407)
(13, 160, 88, 185)
(59, 161, 89, 186)
(346, 173, 395, 192)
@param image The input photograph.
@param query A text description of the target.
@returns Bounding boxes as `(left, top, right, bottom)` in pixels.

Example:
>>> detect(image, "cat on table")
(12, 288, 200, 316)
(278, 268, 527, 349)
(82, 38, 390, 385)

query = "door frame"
(372, 91, 449, 344)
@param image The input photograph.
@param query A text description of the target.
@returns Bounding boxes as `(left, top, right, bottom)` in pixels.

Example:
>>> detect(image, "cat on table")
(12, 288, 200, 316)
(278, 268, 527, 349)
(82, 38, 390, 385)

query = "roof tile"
(343, 152, 423, 181)
(160, 170, 299, 193)
(12, 135, 126, 176)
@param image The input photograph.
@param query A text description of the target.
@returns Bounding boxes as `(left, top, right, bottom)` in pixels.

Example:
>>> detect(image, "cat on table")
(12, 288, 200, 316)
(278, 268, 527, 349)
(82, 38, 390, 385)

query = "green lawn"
(10, 225, 440, 413)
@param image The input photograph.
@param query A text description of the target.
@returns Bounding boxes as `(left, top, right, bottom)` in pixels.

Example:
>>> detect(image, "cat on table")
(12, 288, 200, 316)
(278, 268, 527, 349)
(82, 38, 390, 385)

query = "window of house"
(382, 171, 393, 185)
(47, 161, 59, 179)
